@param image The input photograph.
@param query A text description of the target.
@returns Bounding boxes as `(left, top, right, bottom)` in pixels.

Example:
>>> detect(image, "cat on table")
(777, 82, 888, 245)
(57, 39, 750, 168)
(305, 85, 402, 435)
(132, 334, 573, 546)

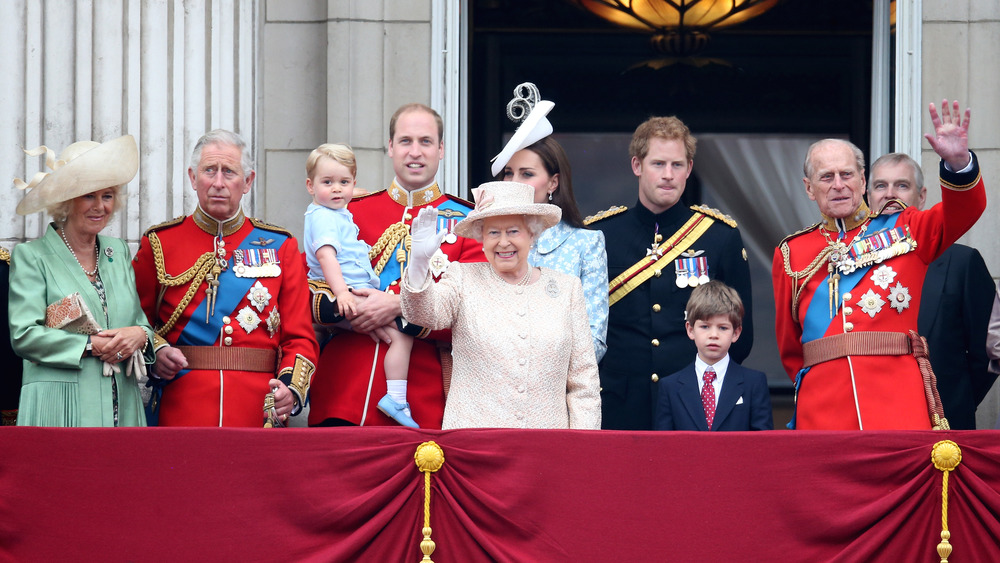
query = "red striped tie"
(702, 368, 717, 430)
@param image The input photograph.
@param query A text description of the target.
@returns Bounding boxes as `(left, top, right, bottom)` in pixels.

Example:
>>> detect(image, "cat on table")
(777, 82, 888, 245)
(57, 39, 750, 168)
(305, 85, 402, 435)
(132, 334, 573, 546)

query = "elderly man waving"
(772, 100, 986, 430)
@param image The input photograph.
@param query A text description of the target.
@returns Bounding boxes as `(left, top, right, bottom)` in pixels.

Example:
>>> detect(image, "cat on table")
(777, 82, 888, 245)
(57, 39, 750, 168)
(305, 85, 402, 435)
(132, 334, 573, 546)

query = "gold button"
(224, 336, 233, 346)
(651, 373, 659, 383)
(224, 326, 233, 335)
(842, 292, 852, 301)
(654, 269, 662, 278)
(222, 316, 231, 324)
(844, 322, 854, 332)
(389, 280, 398, 286)
(403, 212, 413, 221)
(651, 339, 660, 347)
(843, 307, 853, 316)
(652, 304, 661, 313)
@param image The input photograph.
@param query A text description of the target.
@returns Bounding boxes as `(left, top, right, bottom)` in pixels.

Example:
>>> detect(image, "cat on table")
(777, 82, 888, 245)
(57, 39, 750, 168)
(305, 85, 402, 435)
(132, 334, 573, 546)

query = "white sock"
(387, 380, 407, 404)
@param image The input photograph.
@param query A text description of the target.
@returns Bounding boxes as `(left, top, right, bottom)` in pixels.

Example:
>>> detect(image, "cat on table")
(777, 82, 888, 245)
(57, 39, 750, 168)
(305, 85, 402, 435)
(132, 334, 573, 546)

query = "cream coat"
(402, 262, 601, 429)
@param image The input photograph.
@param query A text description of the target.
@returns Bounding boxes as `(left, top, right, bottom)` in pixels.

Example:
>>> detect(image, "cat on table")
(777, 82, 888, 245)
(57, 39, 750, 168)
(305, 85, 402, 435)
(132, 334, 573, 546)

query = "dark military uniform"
(591, 200, 753, 430)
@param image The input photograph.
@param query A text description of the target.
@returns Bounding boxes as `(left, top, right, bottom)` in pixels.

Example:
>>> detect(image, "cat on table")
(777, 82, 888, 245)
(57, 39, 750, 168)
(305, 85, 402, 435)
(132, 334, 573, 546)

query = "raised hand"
(924, 99, 971, 170)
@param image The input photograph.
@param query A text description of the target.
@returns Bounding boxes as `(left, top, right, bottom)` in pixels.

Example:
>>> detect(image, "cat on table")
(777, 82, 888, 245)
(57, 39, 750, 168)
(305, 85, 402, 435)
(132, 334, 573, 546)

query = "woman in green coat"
(10, 135, 153, 427)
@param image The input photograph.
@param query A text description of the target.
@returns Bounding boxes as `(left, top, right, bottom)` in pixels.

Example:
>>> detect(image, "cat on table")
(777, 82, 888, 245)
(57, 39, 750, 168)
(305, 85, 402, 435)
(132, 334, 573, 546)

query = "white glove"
(406, 207, 446, 287)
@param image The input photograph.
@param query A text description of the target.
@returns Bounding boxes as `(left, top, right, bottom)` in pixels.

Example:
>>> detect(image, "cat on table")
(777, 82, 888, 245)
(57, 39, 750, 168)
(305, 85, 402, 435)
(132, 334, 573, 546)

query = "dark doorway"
(468, 0, 877, 411)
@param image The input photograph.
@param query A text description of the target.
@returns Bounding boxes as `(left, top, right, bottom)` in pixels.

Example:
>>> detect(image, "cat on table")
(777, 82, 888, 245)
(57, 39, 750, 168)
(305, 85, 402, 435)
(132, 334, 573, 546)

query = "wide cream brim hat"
(490, 100, 554, 178)
(454, 181, 562, 241)
(15, 134, 139, 215)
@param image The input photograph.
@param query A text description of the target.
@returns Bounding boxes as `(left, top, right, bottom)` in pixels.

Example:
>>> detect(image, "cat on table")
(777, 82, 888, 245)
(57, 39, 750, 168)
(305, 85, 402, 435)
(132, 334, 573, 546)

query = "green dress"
(9, 224, 154, 427)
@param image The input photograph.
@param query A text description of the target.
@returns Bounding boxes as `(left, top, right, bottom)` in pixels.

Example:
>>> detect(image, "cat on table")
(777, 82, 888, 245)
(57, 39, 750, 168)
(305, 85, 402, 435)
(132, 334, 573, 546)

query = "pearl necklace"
(60, 228, 99, 277)
(491, 264, 533, 287)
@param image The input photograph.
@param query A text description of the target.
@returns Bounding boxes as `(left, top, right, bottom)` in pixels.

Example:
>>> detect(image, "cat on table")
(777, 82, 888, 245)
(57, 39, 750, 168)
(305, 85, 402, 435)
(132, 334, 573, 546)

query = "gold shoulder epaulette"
(353, 188, 387, 201)
(0, 246, 10, 265)
(778, 223, 821, 246)
(142, 216, 185, 237)
(691, 205, 737, 228)
(584, 205, 628, 226)
(249, 217, 293, 237)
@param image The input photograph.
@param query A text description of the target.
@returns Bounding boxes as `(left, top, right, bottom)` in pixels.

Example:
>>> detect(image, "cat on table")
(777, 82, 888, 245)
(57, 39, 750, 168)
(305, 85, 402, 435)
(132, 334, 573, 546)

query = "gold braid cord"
(369, 222, 410, 277)
(148, 232, 216, 337)
(780, 241, 836, 320)
(932, 440, 962, 562)
(414, 442, 445, 562)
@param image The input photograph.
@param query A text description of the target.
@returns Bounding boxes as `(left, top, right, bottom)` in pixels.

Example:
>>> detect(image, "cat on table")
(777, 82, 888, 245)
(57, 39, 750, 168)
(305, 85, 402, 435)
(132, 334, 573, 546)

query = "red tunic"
(307, 182, 485, 428)
(773, 159, 986, 430)
(133, 209, 318, 427)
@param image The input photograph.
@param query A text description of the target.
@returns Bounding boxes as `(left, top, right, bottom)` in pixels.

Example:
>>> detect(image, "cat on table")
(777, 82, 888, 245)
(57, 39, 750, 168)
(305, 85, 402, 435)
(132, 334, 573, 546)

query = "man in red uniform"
(134, 129, 318, 427)
(772, 100, 986, 430)
(308, 104, 484, 427)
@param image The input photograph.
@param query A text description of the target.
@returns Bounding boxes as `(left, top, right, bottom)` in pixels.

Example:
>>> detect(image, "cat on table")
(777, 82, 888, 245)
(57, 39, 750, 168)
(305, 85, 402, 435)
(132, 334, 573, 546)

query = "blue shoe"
(377, 395, 420, 428)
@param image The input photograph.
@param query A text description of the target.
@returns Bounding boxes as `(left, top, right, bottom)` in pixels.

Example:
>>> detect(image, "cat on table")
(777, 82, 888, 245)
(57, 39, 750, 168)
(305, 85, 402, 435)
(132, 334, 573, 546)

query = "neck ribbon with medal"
(821, 215, 916, 318)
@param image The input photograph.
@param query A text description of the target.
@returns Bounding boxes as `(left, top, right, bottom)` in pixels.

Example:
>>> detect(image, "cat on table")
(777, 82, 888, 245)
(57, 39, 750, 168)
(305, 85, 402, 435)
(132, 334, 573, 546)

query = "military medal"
(266, 308, 281, 337)
(439, 216, 458, 244)
(674, 259, 689, 288)
(646, 223, 665, 262)
(247, 281, 272, 312)
(236, 305, 262, 333)
(888, 282, 911, 313)
(696, 256, 710, 285)
(234, 248, 281, 278)
(869, 265, 896, 290)
(857, 289, 886, 318)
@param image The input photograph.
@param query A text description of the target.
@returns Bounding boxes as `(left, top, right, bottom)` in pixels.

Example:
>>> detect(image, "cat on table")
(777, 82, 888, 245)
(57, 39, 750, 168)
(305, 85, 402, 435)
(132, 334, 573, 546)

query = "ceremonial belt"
(608, 213, 714, 306)
(801, 331, 910, 367)
(176, 346, 277, 373)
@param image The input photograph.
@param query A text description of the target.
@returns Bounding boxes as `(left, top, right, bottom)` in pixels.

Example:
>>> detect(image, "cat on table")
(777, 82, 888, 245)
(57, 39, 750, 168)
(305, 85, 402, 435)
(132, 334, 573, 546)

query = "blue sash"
(788, 212, 899, 428)
(166, 226, 288, 386)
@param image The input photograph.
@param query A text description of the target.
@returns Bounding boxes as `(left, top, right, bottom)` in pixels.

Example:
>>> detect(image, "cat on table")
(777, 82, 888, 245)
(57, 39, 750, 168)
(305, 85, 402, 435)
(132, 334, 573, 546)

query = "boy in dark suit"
(654, 281, 772, 431)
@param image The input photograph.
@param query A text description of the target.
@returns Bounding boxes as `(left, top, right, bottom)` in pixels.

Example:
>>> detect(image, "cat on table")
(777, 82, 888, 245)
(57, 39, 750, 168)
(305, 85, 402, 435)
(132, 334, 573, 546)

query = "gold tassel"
(414, 441, 445, 562)
(931, 440, 962, 562)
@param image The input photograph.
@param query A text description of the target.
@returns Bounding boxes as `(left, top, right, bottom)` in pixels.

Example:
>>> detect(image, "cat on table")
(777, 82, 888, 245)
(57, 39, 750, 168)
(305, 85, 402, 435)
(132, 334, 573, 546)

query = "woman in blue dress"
(492, 84, 608, 361)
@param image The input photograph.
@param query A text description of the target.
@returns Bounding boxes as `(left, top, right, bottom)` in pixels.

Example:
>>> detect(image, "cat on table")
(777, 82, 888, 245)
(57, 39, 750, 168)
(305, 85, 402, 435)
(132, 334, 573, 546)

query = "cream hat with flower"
(14, 134, 139, 215)
(490, 82, 554, 177)
(454, 181, 562, 241)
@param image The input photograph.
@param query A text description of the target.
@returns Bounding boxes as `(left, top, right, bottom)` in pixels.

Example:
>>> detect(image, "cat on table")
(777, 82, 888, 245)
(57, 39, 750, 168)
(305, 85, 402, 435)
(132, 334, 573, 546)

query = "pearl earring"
(547, 192, 553, 202)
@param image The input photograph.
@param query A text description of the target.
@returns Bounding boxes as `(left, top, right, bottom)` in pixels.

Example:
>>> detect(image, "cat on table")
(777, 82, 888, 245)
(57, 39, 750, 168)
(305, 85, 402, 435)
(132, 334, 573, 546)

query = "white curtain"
(696, 134, 824, 386)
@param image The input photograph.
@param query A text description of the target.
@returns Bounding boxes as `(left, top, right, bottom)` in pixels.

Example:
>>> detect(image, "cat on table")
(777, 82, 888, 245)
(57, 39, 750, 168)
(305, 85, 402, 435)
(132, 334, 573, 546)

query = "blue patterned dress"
(530, 221, 609, 362)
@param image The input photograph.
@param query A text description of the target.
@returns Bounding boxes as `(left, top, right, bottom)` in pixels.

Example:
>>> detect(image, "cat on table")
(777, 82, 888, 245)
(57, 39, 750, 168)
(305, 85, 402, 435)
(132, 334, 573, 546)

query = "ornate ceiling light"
(571, 0, 782, 56)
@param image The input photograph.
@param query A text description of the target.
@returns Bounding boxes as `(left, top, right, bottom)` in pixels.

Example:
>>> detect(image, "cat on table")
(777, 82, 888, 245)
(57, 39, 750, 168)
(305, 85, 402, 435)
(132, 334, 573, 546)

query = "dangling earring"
(547, 192, 553, 202)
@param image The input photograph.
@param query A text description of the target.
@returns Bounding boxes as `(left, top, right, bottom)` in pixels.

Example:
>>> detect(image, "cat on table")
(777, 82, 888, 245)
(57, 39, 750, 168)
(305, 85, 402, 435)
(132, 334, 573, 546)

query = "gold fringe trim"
(932, 440, 962, 562)
(583, 205, 627, 225)
(690, 204, 737, 227)
(414, 441, 445, 562)
(0, 246, 10, 265)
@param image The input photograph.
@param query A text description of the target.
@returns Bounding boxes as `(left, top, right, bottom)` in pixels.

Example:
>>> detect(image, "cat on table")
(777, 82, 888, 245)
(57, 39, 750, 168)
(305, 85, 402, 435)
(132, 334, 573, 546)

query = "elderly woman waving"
(401, 181, 601, 429)
(10, 135, 153, 427)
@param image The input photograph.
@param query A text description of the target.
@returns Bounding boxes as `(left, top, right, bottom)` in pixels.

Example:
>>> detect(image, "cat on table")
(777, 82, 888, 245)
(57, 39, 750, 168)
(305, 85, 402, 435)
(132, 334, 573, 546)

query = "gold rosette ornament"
(931, 440, 962, 562)
(414, 441, 445, 562)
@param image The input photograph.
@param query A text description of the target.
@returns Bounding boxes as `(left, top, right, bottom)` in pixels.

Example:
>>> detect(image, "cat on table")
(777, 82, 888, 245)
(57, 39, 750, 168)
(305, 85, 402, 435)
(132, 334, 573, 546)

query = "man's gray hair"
(190, 129, 254, 176)
(869, 152, 924, 190)
(803, 138, 866, 179)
